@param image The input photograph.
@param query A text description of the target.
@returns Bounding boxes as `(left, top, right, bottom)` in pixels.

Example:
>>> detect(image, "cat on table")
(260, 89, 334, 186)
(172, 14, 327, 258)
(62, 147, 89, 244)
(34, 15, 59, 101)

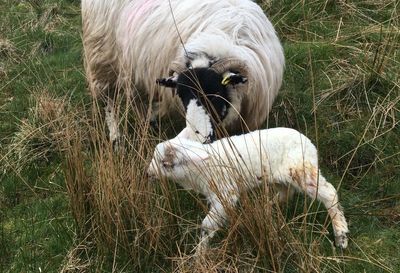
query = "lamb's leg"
(196, 201, 225, 255)
(274, 184, 295, 204)
(315, 174, 349, 248)
(295, 167, 349, 248)
(196, 196, 237, 256)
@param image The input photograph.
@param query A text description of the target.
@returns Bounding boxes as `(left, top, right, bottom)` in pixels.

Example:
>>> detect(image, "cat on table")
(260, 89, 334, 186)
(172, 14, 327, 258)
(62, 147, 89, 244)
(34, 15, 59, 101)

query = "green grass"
(1, 1, 82, 272)
(1, 0, 399, 272)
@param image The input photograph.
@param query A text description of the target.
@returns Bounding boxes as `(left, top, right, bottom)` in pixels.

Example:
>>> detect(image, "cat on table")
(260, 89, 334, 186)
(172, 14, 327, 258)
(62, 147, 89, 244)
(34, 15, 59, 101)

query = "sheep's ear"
(156, 76, 177, 88)
(221, 72, 247, 86)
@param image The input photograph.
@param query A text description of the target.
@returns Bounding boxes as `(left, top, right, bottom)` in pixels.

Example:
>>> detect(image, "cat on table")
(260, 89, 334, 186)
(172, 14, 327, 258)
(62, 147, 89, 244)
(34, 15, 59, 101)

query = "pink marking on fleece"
(123, 0, 159, 47)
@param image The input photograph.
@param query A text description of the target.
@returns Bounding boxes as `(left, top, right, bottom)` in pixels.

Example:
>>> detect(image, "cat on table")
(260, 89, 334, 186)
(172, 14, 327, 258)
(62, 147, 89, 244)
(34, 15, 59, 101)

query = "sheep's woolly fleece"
(82, 0, 284, 135)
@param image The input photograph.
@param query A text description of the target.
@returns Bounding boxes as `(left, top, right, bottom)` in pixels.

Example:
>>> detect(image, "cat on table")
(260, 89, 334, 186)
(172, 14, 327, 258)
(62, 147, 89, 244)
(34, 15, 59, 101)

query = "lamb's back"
(209, 128, 318, 171)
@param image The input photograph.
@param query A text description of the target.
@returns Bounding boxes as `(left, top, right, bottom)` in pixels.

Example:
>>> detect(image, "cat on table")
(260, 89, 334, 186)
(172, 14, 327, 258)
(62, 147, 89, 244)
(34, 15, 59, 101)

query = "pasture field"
(1, 0, 399, 272)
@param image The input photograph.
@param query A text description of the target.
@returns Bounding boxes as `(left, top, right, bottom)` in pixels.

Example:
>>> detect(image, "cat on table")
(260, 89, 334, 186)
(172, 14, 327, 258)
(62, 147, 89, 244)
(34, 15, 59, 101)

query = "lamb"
(147, 127, 349, 254)
(82, 0, 284, 143)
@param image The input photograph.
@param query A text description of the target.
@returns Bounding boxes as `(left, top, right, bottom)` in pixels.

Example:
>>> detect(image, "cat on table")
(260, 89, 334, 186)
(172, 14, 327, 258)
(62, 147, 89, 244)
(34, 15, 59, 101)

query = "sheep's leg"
(293, 167, 349, 248)
(104, 98, 121, 148)
(149, 101, 161, 130)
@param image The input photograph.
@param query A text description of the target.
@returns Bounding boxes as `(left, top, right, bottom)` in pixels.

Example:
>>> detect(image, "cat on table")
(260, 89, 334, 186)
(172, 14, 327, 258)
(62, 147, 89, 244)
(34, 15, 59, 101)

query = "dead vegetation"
(1, 0, 399, 272)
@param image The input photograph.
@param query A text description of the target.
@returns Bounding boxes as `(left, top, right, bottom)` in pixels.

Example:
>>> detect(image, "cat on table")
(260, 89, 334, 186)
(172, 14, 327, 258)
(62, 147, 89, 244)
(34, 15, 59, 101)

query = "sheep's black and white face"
(157, 54, 248, 143)
(158, 68, 233, 143)
(176, 67, 231, 140)
(177, 68, 229, 115)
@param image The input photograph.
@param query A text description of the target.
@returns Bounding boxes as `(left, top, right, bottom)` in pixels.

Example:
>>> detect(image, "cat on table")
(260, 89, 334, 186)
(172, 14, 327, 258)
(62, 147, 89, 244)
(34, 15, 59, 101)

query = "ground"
(0, 0, 399, 272)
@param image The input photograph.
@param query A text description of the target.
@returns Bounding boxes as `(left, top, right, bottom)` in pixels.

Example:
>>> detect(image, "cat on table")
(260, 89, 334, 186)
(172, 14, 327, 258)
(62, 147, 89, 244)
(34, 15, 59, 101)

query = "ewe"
(148, 128, 349, 254)
(82, 0, 284, 143)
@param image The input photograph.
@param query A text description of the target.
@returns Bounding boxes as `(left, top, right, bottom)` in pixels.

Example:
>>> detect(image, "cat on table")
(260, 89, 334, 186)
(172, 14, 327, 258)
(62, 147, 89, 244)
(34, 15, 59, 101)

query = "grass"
(1, 0, 399, 272)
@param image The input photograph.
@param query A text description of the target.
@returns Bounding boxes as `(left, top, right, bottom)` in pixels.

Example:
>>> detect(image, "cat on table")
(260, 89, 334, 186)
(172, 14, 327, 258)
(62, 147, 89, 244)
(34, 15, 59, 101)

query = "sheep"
(147, 127, 349, 254)
(82, 0, 284, 144)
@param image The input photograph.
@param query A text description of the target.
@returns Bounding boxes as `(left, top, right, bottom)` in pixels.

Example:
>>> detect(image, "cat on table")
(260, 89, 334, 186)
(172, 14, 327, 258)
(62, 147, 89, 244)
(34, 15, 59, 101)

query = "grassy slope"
(266, 1, 400, 271)
(1, 0, 399, 272)
(1, 1, 82, 272)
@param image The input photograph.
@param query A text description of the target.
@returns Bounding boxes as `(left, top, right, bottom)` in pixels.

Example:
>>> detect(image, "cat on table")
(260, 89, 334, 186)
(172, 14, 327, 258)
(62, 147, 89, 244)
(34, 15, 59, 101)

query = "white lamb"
(147, 128, 349, 254)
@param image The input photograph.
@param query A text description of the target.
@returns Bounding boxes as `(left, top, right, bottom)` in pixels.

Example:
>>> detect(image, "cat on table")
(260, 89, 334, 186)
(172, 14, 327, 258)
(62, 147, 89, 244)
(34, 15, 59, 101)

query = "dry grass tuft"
(0, 64, 6, 78)
(60, 240, 93, 273)
(0, 38, 16, 59)
(55, 95, 354, 271)
(61, 99, 184, 270)
(5, 90, 86, 173)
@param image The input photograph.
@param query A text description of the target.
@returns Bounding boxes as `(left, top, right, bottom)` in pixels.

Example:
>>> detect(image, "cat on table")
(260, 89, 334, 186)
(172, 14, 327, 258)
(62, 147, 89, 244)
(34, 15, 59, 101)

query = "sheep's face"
(157, 66, 247, 143)
(175, 99, 214, 143)
(176, 68, 229, 120)
(147, 138, 209, 181)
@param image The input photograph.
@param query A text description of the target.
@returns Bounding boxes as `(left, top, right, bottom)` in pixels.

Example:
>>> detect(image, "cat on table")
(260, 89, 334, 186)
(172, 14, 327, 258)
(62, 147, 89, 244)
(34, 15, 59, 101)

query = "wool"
(82, 0, 284, 142)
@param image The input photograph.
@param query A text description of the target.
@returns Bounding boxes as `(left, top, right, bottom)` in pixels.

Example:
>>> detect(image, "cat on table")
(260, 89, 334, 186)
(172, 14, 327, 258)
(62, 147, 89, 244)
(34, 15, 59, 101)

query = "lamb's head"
(157, 54, 249, 143)
(147, 138, 210, 181)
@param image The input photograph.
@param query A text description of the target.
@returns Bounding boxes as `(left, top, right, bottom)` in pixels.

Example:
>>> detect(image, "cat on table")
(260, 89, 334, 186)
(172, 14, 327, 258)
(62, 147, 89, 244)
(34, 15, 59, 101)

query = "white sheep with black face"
(82, 0, 284, 144)
(148, 128, 349, 254)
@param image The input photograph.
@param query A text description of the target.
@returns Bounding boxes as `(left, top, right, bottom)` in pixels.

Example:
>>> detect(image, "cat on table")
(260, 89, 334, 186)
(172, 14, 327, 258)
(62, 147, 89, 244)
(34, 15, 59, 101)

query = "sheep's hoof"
(150, 119, 159, 131)
(112, 138, 122, 151)
(335, 233, 348, 249)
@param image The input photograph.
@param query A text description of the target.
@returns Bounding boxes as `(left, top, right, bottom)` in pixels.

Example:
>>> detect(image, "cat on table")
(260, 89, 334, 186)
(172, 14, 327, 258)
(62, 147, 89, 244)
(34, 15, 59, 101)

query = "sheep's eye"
(195, 130, 200, 134)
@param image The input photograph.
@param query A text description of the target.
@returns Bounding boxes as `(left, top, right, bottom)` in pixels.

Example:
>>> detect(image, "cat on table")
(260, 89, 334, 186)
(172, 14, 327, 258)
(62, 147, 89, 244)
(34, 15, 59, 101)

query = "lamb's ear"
(156, 76, 177, 88)
(183, 147, 210, 164)
(161, 144, 177, 167)
(221, 72, 248, 86)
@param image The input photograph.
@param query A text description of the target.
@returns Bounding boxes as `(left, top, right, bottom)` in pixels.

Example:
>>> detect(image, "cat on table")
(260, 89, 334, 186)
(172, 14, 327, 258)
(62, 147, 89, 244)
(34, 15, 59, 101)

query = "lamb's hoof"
(335, 233, 348, 249)
(193, 237, 211, 258)
(194, 243, 207, 258)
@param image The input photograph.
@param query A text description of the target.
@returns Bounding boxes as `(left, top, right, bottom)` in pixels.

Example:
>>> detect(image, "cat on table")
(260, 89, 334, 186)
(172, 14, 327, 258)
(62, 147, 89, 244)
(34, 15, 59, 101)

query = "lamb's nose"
(146, 168, 156, 182)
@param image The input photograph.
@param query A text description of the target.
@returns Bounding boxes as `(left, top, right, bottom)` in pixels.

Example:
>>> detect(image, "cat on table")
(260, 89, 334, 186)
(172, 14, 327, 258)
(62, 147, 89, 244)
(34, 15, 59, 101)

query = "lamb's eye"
(195, 130, 200, 134)
(162, 161, 174, 169)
